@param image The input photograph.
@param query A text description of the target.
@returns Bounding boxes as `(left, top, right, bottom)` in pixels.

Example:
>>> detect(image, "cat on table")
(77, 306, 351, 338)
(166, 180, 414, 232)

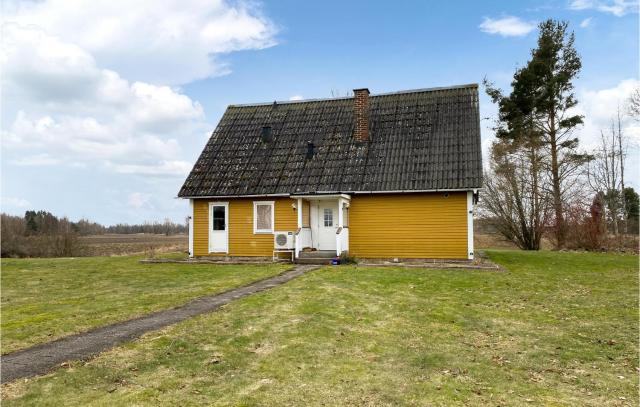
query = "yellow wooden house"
(179, 85, 482, 261)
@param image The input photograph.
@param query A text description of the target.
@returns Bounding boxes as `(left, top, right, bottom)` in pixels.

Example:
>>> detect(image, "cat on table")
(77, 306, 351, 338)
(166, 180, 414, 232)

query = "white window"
(253, 201, 274, 234)
(323, 208, 333, 227)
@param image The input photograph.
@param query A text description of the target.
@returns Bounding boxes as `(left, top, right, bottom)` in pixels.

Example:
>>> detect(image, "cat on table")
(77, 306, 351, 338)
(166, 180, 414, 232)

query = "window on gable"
(254, 201, 274, 233)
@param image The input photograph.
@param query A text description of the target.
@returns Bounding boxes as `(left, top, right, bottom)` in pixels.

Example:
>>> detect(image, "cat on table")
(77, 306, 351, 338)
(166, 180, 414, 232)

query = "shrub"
(338, 252, 358, 265)
(1, 213, 83, 258)
(565, 195, 607, 251)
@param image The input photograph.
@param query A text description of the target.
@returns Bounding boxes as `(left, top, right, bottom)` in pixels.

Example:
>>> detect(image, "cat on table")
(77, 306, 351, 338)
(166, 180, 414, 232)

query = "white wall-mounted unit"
(274, 231, 295, 249)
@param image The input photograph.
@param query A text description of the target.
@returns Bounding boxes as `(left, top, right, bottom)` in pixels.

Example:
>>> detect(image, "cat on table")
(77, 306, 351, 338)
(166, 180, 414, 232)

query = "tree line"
(18, 210, 187, 236)
(1, 210, 187, 257)
(482, 19, 639, 251)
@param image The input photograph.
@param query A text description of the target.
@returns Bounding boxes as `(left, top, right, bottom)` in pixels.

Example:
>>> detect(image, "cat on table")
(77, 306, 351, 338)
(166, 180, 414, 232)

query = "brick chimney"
(353, 88, 370, 142)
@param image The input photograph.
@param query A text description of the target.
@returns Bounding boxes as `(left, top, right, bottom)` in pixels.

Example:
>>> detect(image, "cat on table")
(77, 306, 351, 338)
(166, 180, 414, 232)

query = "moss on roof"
(179, 84, 482, 197)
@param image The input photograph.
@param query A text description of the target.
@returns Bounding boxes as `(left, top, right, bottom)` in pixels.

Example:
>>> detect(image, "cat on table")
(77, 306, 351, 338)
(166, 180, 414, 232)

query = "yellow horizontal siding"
(349, 192, 468, 259)
(193, 198, 297, 257)
(194, 192, 469, 259)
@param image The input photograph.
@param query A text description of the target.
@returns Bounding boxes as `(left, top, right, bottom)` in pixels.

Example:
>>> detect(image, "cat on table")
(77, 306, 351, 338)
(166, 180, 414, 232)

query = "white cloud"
(569, 0, 639, 16)
(479, 16, 536, 37)
(289, 95, 304, 101)
(11, 153, 60, 166)
(1, 197, 32, 209)
(576, 78, 640, 149)
(580, 17, 593, 27)
(1, 24, 207, 174)
(108, 161, 193, 176)
(3, 112, 190, 167)
(2, 0, 278, 85)
(576, 79, 640, 187)
(128, 192, 153, 209)
(1, 24, 205, 124)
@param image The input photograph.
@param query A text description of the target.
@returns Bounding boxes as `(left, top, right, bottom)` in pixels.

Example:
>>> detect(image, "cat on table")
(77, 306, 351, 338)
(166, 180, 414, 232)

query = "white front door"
(317, 202, 337, 250)
(209, 202, 228, 253)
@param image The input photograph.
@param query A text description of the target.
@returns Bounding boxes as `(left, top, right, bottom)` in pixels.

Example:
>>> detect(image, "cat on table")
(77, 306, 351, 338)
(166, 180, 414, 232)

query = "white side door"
(317, 202, 337, 250)
(209, 202, 228, 253)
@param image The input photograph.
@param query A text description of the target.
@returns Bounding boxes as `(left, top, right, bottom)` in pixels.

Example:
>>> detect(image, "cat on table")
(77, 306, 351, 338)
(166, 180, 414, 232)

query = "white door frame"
(209, 202, 229, 253)
(317, 201, 338, 250)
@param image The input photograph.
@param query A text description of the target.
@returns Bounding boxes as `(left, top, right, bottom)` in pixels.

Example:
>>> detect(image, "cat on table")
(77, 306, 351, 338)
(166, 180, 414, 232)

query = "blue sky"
(2, 0, 638, 225)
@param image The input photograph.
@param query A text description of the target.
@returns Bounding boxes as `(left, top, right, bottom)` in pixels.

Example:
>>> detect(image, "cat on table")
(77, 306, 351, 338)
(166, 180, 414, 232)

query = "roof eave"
(177, 187, 483, 200)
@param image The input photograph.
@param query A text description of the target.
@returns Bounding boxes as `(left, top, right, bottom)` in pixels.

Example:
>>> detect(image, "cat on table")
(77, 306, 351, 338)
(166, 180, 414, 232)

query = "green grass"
(0, 255, 290, 354)
(2, 250, 638, 406)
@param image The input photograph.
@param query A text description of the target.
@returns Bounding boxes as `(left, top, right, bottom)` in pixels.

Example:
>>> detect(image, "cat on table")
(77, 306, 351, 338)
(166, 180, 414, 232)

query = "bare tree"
(616, 107, 628, 234)
(628, 87, 640, 120)
(587, 129, 620, 234)
(586, 110, 628, 235)
(482, 137, 550, 250)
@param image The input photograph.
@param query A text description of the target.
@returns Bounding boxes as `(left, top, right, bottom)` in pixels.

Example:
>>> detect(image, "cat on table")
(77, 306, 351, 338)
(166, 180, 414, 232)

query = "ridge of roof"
(228, 83, 479, 108)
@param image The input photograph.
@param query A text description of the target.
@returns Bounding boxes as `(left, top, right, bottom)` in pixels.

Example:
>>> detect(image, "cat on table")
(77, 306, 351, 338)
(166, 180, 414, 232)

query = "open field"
(79, 234, 188, 257)
(0, 256, 289, 354)
(475, 232, 639, 253)
(2, 250, 638, 406)
(474, 233, 519, 250)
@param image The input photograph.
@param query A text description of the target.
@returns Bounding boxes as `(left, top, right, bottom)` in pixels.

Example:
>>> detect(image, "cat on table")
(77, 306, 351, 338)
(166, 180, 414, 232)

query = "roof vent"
(306, 141, 315, 159)
(261, 126, 273, 142)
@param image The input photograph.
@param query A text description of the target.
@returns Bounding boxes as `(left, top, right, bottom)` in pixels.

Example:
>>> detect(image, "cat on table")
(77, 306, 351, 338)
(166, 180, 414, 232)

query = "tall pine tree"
(486, 19, 590, 248)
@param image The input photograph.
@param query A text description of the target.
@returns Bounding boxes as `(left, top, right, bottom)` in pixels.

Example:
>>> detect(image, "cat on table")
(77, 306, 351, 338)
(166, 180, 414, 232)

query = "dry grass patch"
(2, 250, 638, 406)
(1, 255, 289, 353)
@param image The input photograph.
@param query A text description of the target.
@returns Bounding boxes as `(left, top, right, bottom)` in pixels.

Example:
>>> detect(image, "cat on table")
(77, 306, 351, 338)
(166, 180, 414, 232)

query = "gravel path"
(1, 265, 318, 383)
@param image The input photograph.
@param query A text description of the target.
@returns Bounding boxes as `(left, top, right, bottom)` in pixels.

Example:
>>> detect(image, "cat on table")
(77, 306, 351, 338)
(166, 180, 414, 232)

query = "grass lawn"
(0, 256, 290, 354)
(2, 250, 638, 406)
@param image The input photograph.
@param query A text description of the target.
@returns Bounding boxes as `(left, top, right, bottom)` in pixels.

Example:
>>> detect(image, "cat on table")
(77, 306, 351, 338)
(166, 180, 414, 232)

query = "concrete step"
(295, 258, 334, 265)
(298, 250, 336, 259)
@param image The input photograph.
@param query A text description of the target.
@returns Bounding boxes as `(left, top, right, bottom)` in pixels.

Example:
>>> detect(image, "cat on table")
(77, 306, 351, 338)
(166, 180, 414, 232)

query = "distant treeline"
(1, 210, 187, 258)
(73, 218, 187, 235)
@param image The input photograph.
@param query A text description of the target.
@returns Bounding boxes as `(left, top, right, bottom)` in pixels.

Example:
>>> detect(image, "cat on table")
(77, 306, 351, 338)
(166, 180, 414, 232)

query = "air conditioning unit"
(274, 231, 294, 249)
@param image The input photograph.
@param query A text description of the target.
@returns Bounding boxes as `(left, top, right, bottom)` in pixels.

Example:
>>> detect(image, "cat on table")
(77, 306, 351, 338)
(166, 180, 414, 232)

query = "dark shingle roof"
(178, 84, 482, 197)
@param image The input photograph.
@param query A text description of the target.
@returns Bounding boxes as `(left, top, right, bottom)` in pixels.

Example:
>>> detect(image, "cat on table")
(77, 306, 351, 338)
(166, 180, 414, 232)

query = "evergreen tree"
(485, 19, 591, 248)
(24, 210, 39, 234)
(624, 187, 639, 221)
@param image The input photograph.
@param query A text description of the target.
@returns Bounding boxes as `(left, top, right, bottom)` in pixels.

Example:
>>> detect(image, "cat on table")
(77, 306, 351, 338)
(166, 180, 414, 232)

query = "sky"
(1, 0, 639, 225)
